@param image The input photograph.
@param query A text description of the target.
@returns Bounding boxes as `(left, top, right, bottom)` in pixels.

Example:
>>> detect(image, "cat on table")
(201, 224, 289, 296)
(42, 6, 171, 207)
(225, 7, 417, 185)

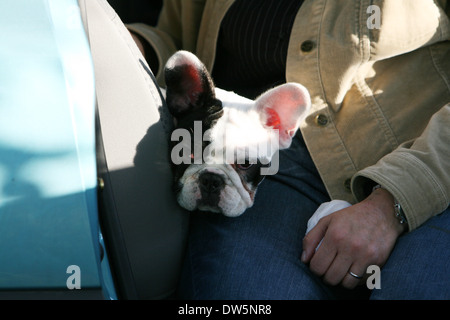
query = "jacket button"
(315, 114, 329, 126)
(301, 40, 315, 53)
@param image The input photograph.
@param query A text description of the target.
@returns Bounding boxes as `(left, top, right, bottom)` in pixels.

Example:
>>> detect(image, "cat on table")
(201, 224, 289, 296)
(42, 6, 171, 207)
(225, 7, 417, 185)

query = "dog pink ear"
(165, 51, 216, 118)
(256, 83, 311, 149)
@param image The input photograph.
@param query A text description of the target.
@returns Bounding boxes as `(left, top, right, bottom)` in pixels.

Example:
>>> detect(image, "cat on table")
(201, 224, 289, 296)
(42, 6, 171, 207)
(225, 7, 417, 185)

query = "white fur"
(164, 50, 204, 72)
(176, 163, 252, 217)
(169, 86, 309, 217)
(172, 88, 274, 217)
(165, 51, 310, 217)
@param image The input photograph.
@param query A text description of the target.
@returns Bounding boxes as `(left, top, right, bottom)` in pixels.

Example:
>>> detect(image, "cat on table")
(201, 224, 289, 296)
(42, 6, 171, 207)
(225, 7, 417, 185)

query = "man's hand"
(301, 188, 406, 289)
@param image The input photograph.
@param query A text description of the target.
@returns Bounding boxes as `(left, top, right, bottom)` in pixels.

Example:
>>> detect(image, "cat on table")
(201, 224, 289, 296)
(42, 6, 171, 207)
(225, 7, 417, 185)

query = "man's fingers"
(308, 238, 337, 277)
(341, 264, 367, 289)
(301, 217, 329, 264)
(321, 254, 352, 286)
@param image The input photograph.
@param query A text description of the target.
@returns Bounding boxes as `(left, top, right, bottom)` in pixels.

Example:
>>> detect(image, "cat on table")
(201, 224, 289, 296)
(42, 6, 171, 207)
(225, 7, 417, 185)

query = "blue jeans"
(177, 133, 450, 300)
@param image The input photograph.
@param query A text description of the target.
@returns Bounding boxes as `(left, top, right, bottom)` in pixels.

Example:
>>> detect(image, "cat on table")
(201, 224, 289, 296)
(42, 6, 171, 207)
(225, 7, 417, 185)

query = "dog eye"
(237, 163, 253, 170)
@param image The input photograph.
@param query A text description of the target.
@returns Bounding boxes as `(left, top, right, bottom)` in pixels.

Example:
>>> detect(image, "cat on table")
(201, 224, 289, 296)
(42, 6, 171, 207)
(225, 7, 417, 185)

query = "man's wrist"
(371, 185, 408, 234)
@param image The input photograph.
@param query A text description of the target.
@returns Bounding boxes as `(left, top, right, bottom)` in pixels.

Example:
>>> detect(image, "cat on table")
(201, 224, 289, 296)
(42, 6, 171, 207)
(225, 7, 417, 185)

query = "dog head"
(164, 51, 310, 217)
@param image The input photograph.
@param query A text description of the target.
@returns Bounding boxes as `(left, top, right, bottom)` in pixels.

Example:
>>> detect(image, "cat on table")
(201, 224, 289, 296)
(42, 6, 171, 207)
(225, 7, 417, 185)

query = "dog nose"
(199, 172, 225, 194)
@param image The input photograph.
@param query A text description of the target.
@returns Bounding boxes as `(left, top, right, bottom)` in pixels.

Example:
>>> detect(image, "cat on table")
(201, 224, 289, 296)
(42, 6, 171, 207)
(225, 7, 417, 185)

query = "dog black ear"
(164, 51, 218, 118)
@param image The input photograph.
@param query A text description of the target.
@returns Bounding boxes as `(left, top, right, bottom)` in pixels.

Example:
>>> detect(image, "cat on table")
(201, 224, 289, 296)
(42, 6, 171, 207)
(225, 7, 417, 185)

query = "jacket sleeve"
(352, 104, 450, 231)
(126, 0, 181, 84)
(350, 0, 450, 232)
(126, 0, 207, 85)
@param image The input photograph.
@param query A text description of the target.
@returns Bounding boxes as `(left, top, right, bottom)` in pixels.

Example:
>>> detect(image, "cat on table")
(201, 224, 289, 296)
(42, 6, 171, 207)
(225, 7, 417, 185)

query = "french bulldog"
(164, 50, 311, 217)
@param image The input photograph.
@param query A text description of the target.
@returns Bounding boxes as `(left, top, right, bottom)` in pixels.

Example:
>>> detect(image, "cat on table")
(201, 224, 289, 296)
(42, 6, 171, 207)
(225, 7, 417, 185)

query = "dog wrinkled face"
(164, 51, 311, 217)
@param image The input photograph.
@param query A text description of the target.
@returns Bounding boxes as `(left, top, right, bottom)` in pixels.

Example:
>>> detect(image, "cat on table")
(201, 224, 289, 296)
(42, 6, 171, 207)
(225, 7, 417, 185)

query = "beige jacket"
(128, 0, 450, 231)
